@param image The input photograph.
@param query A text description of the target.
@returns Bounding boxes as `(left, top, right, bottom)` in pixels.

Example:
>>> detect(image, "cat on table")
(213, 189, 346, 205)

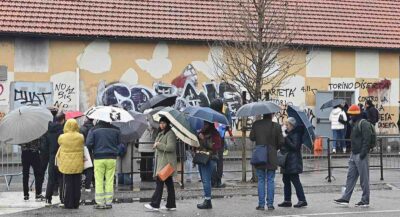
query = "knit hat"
(287, 117, 297, 127)
(347, 104, 361, 115)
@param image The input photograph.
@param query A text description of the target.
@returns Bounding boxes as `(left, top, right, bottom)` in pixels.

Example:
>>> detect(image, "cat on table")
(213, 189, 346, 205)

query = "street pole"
(241, 91, 247, 182)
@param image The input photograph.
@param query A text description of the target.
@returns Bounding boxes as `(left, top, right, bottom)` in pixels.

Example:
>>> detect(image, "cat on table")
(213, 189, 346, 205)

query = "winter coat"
(365, 106, 379, 126)
(86, 122, 121, 159)
(250, 119, 284, 170)
(281, 127, 303, 174)
(198, 127, 222, 159)
(56, 119, 84, 174)
(350, 118, 372, 159)
(43, 121, 64, 165)
(329, 108, 347, 130)
(153, 129, 177, 177)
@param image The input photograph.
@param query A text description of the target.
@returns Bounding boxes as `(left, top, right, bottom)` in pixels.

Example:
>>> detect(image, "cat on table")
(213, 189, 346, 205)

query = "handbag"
(193, 151, 211, 165)
(83, 146, 93, 169)
(250, 145, 268, 166)
(157, 163, 175, 181)
(277, 150, 288, 168)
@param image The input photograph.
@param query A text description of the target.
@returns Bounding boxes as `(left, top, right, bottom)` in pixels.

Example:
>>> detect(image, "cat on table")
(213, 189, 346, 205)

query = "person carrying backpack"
(334, 104, 374, 208)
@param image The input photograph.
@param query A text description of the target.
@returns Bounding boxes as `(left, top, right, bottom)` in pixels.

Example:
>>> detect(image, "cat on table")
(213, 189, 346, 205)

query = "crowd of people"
(17, 99, 377, 211)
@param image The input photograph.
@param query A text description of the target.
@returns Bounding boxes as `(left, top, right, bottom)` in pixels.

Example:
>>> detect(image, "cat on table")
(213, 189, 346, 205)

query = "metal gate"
(315, 91, 334, 145)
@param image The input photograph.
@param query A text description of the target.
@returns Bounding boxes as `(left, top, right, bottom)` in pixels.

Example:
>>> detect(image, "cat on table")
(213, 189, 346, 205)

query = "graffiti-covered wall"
(0, 38, 398, 134)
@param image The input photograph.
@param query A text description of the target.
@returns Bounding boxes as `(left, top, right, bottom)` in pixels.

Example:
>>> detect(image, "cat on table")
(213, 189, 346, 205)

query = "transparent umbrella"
(0, 106, 53, 144)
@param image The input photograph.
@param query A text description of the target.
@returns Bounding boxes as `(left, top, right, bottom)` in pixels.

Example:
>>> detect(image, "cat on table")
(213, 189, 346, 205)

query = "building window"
(334, 91, 353, 105)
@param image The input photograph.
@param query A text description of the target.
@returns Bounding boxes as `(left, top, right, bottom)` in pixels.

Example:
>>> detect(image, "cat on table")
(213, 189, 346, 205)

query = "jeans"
(282, 174, 306, 202)
(256, 169, 276, 207)
(21, 150, 43, 197)
(198, 160, 217, 200)
(150, 176, 176, 208)
(332, 129, 345, 149)
(342, 154, 370, 203)
(45, 162, 62, 202)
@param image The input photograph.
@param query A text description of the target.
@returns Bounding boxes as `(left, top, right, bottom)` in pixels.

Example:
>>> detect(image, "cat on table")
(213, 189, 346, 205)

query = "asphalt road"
(4, 189, 400, 217)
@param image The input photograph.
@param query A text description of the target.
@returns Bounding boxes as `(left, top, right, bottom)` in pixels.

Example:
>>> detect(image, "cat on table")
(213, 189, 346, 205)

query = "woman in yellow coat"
(56, 119, 84, 209)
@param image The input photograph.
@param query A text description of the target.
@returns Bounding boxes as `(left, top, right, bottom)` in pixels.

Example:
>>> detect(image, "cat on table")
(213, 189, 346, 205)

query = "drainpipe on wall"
(76, 67, 80, 111)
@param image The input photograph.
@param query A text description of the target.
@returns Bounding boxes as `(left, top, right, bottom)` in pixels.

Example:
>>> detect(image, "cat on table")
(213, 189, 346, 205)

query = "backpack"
(357, 119, 377, 150)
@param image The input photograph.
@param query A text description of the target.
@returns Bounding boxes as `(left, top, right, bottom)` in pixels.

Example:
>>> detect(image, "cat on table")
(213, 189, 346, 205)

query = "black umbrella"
(320, 99, 344, 110)
(139, 94, 177, 112)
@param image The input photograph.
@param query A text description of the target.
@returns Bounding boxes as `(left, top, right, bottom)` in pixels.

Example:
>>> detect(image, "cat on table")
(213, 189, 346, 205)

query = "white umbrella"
(0, 106, 53, 144)
(85, 106, 134, 123)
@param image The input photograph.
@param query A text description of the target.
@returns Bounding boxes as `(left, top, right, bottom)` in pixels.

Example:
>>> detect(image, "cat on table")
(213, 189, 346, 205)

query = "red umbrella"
(65, 111, 84, 120)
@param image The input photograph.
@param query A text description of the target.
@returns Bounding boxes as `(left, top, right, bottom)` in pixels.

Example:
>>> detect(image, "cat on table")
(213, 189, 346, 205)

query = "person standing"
(144, 117, 177, 211)
(44, 112, 65, 206)
(329, 104, 347, 153)
(334, 104, 372, 207)
(364, 100, 379, 126)
(86, 120, 121, 209)
(278, 117, 307, 208)
(250, 114, 284, 210)
(196, 121, 222, 209)
(19, 138, 45, 201)
(56, 119, 84, 209)
(80, 118, 95, 192)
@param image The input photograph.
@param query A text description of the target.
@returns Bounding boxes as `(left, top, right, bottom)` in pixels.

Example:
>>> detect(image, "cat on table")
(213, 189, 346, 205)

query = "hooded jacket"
(329, 107, 347, 130)
(56, 119, 84, 174)
(86, 121, 121, 159)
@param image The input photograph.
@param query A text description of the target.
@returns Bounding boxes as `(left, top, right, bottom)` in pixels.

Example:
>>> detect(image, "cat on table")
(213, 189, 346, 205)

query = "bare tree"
(212, 0, 304, 102)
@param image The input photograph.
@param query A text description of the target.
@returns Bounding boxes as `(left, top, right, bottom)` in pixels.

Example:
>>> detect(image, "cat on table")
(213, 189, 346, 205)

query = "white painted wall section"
(306, 48, 331, 77)
(355, 50, 379, 78)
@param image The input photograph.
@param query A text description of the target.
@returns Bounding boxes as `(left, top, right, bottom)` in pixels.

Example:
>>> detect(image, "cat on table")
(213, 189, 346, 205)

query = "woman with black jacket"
(278, 117, 308, 208)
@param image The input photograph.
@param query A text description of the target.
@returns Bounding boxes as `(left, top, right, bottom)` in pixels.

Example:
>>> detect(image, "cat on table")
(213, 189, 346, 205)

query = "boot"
(197, 199, 212, 209)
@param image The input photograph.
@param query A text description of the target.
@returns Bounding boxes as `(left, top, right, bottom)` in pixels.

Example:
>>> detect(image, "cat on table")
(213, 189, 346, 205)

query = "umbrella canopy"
(112, 111, 147, 144)
(85, 106, 134, 123)
(183, 106, 230, 126)
(287, 105, 315, 150)
(139, 94, 178, 112)
(320, 99, 344, 110)
(236, 101, 281, 117)
(153, 107, 200, 147)
(0, 106, 53, 144)
(65, 111, 84, 120)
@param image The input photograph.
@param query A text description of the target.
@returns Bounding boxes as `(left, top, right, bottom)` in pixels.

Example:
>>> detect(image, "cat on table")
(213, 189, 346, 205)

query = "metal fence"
(0, 144, 22, 190)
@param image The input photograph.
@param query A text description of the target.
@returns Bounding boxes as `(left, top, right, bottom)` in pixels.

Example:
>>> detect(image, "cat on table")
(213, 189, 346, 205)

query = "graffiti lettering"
(14, 89, 52, 105)
(0, 84, 4, 102)
(270, 88, 296, 98)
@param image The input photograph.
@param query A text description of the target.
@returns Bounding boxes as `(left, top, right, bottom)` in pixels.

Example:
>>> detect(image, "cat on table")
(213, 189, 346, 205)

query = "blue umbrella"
(287, 105, 315, 150)
(183, 106, 230, 126)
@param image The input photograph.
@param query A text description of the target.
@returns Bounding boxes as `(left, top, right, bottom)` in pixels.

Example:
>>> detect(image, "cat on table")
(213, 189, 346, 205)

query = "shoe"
(267, 206, 275, 210)
(45, 199, 52, 207)
(215, 183, 226, 188)
(223, 149, 229, 156)
(93, 204, 106, 209)
(278, 201, 292, 207)
(35, 194, 45, 202)
(59, 203, 65, 208)
(144, 204, 159, 211)
(197, 199, 212, 209)
(255, 206, 265, 210)
(332, 149, 336, 154)
(355, 201, 369, 208)
(24, 196, 29, 201)
(160, 206, 176, 211)
(343, 148, 347, 153)
(334, 198, 349, 206)
(105, 204, 113, 209)
(294, 201, 308, 208)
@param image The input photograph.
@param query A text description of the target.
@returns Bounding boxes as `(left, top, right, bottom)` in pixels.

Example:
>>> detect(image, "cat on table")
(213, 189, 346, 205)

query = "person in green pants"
(86, 120, 121, 209)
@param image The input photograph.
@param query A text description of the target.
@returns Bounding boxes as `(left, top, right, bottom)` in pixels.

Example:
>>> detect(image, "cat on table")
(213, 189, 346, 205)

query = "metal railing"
(325, 135, 400, 182)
